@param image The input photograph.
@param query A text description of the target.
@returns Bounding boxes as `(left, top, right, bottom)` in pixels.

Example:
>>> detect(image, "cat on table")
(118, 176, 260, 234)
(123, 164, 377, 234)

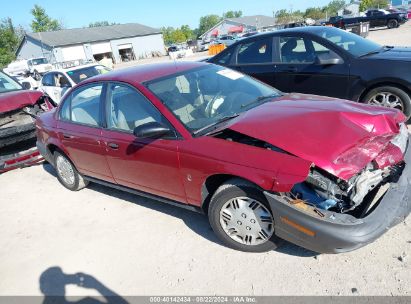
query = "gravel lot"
(1, 24, 411, 297)
(368, 22, 411, 46)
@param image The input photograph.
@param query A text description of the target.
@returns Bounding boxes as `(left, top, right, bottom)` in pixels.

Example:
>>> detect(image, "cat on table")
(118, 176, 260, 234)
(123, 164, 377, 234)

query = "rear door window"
(59, 84, 103, 127)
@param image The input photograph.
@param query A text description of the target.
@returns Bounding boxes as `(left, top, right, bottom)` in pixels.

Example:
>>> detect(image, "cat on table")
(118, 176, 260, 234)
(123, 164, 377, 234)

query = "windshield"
(146, 65, 281, 133)
(66, 65, 111, 84)
(30, 58, 48, 65)
(0, 71, 22, 93)
(316, 27, 381, 57)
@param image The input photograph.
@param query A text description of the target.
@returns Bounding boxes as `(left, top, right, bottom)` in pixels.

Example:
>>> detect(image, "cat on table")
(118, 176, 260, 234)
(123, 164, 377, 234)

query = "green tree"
(360, 0, 389, 11)
(88, 21, 117, 27)
(30, 4, 62, 32)
(222, 10, 243, 19)
(0, 18, 22, 68)
(304, 7, 327, 20)
(180, 25, 194, 41)
(325, 0, 346, 16)
(198, 14, 222, 36)
(170, 29, 187, 43)
(275, 9, 304, 24)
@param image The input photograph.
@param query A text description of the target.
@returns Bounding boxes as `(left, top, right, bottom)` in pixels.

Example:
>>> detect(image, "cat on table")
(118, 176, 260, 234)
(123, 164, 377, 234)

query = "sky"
(2, 0, 332, 31)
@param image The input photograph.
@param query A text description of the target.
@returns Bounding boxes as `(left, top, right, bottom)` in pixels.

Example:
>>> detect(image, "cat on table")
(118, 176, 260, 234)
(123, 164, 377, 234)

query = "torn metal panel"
(227, 93, 407, 180)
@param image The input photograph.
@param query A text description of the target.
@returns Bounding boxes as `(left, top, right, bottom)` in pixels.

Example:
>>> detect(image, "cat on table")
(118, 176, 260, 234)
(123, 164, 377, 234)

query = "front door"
(229, 36, 276, 87)
(273, 35, 350, 99)
(101, 83, 186, 202)
(57, 83, 113, 182)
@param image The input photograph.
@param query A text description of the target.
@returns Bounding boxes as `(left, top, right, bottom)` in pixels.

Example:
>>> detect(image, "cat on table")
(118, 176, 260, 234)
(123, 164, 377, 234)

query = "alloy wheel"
(56, 155, 75, 186)
(219, 197, 274, 246)
(367, 91, 404, 111)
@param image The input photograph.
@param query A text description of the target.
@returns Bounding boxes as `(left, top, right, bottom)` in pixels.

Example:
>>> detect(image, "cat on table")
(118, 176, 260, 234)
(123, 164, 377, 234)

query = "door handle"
(108, 142, 119, 150)
(63, 134, 74, 139)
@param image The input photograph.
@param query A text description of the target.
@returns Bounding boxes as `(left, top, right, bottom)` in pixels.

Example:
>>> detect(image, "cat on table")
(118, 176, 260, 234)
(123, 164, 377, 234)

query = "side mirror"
(315, 55, 343, 65)
(133, 122, 172, 139)
(22, 82, 32, 90)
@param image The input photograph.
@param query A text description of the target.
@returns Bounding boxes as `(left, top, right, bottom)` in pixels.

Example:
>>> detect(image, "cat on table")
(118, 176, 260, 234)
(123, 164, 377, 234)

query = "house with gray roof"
(16, 23, 165, 64)
(200, 15, 278, 41)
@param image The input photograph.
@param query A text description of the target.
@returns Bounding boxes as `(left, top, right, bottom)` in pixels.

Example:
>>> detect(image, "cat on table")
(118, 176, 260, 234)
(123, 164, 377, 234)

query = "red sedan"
(36, 62, 410, 253)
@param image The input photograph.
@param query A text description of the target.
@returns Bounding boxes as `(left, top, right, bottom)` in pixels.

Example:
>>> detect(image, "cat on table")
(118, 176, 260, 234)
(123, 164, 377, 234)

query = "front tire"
(364, 85, 411, 119)
(208, 180, 281, 252)
(54, 151, 88, 191)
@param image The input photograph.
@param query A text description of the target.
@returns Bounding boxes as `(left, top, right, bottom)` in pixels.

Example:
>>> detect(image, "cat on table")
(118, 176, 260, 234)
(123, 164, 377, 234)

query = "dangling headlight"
(391, 123, 409, 154)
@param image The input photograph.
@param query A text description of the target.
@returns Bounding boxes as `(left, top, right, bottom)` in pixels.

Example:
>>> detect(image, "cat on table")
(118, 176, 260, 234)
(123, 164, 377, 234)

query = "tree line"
(274, 0, 388, 24)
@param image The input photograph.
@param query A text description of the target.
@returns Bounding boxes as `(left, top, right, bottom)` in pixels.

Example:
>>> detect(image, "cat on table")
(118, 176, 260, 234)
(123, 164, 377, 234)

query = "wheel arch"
(358, 81, 411, 103)
(46, 142, 73, 167)
(201, 174, 262, 214)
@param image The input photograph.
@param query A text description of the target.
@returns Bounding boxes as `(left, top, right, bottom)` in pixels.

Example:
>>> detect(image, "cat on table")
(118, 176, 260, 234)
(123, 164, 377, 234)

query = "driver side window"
(106, 83, 164, 132)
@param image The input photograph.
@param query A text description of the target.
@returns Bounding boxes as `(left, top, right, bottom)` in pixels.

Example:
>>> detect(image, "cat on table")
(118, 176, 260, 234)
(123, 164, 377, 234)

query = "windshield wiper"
(240, 94, 279, 109)
(193, 114, 240, 136)
(359, 45, 393, 58)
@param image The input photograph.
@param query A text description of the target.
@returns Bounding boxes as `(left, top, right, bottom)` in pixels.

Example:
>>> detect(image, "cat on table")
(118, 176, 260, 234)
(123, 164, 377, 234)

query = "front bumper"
(265, 136, 411, 254)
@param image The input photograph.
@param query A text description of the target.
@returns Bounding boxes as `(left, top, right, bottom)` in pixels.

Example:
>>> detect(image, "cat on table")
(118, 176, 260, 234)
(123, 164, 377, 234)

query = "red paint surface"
(0, 90, 44, 113)
(228, 93, 406, 180)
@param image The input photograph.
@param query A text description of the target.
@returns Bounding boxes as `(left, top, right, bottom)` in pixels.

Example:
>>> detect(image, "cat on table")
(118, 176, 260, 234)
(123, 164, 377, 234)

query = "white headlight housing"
(391, 123, 409, 154)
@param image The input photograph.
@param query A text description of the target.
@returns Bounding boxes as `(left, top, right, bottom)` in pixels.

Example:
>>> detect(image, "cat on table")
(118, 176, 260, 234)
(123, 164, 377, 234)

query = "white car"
(5, 57, 53, 80)
(39, 64, 111, 103)
(215, 36, 238, 47)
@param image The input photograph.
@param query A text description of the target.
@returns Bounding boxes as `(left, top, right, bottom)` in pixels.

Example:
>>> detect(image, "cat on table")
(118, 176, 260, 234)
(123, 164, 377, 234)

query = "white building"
(16, 23, 166, 64)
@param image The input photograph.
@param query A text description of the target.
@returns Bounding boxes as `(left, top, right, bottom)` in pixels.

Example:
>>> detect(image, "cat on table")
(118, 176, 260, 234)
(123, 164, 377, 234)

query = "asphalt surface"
(1, 23, 411, 297)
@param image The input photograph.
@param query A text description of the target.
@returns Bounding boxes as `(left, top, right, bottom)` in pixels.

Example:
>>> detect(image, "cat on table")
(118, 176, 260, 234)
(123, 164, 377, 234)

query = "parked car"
(208, 26, 411, 118)
(215, 35, 238, 46)
(36, 62, 410, 253)
(327, 9, 407, 29)
(39, 64, 111, 104)
(4, 57, 53, 80)
(0, 70, 54, 173)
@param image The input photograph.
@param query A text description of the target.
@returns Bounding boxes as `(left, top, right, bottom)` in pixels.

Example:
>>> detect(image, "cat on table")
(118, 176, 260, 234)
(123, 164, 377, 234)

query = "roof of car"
(240, 26, 339, 40)
(82, 61, 208, 85)
(44, 64, 104, 74)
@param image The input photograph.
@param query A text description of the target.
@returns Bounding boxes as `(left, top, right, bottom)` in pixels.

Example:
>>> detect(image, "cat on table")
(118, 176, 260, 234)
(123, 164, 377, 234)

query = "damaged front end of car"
(289, 123, 408, 214)
(0, 95, 54, 172)
(211, 120, 410, 253)
(266, 124, 410, 253)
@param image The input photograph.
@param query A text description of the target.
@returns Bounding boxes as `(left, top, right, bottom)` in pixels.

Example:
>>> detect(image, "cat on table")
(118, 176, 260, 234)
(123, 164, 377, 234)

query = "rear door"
(273, 34, 350, 99)
(228, 36, 276, 87)
(57, 83, 114, 182)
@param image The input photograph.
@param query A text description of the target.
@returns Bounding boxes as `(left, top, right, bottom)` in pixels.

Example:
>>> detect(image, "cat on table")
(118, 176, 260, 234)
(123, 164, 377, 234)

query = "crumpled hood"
(0, 90, 44, 113)
(228, 93, 406, 180)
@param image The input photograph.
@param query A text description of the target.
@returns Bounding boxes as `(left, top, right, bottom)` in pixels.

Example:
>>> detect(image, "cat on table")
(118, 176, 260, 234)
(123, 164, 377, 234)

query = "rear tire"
(208, 179, 281, 252)
(387, 19, 398, 29)
(54, 151, 88, 191)
(363, 85, 411, 119)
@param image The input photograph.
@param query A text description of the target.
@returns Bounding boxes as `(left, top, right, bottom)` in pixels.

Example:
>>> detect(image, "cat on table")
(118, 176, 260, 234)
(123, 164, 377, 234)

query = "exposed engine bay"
(212, 124, 408, 218)
(0, 96, 51, 149)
